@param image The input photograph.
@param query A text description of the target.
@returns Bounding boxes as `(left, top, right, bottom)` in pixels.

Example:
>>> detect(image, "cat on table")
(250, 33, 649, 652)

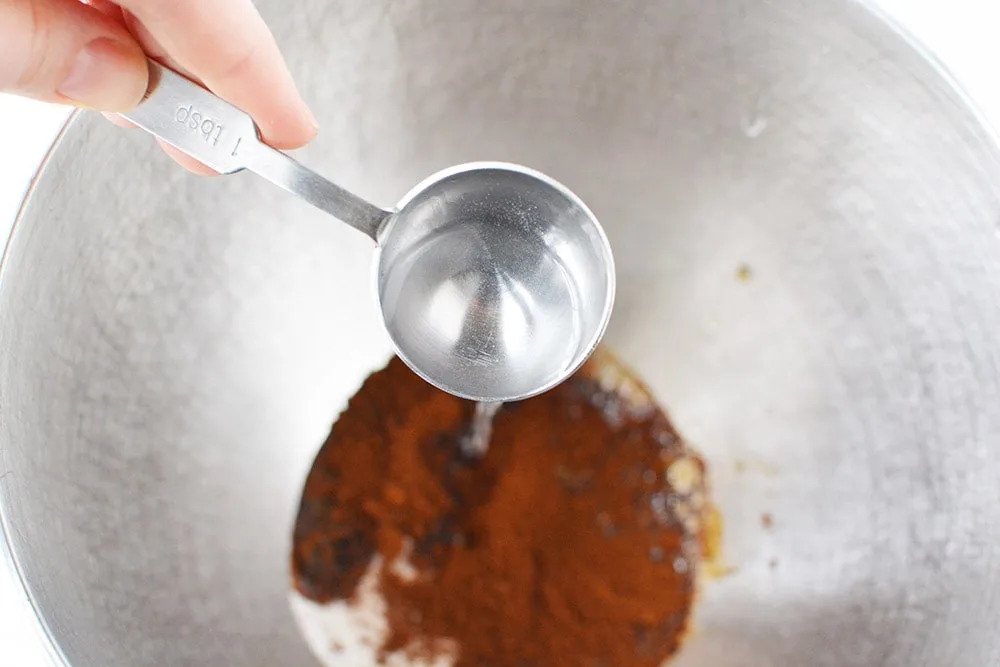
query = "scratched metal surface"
(3, 0, 1000, 665)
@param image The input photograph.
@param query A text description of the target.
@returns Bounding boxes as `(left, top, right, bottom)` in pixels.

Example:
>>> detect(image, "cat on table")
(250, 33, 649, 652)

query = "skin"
(0, 0, 317, 173)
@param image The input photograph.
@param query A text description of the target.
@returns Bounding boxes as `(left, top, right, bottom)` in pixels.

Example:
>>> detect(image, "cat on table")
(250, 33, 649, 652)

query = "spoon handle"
(121, 59, 389, 240)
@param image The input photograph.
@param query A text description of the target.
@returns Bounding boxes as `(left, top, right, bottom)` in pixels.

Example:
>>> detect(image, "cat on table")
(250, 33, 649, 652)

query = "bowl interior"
(3, 1, 1000, 666)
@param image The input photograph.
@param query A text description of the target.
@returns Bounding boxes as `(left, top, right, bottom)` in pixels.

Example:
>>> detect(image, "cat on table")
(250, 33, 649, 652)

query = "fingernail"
(303, 104, 320, 132)
(58, 38, 147, 111)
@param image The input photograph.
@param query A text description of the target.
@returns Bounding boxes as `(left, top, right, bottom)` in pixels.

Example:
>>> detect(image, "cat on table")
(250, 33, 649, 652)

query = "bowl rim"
(0, 109, 81, 667)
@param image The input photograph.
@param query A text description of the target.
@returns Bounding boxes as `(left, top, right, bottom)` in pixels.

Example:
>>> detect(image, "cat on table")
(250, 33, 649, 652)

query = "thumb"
(1, 0, 149, 111)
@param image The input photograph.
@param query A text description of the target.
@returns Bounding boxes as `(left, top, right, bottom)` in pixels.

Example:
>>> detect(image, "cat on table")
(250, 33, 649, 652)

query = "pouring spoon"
(121, 60, 615, 402)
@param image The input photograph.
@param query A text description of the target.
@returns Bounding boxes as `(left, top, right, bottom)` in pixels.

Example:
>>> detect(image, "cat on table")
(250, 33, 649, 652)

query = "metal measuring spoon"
(121, 60, 615, 402)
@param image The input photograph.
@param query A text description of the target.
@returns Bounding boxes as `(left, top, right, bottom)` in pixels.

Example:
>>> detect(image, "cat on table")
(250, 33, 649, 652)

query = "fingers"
(80, 0, 126, 23)
(2, 0, 317, 177)
(156, 138, 219, 176)
(117, 0, 318, 150)
(0, 0, 148, 111)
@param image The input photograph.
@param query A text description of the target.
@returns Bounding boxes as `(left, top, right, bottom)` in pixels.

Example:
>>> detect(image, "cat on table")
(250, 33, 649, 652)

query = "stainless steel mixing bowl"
(3, 1, 1000, 665)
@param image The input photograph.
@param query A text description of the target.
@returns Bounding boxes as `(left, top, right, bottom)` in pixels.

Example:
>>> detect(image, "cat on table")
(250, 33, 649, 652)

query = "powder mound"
(291, 348, 711, 667)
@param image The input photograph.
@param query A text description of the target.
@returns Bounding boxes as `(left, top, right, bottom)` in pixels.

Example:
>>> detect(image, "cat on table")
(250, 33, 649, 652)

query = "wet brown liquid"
(292, 348, 712, 666)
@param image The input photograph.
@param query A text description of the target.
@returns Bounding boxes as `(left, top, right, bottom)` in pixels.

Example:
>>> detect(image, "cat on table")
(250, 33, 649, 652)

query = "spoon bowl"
(377, 163, 614, 401)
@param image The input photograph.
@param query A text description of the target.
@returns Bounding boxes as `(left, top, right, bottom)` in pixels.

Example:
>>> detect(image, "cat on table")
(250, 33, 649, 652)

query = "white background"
(1, 1, 998, 664)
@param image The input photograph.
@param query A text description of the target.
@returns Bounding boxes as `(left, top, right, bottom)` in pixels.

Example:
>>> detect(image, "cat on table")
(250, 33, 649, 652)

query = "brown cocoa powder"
(292, 349, 711, 666)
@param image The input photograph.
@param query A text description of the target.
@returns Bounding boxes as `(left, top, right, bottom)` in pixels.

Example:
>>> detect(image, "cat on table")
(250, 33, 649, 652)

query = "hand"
(0, 0, 317, 173)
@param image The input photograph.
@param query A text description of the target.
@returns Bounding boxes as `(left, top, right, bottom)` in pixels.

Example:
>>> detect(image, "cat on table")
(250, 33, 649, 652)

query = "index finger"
(117, 0, 317, 150)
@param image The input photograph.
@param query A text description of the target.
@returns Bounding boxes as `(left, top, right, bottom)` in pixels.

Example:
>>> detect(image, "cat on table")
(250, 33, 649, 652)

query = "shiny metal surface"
(123, 61, 614, 401)
(3, 1, 1000, 666)
(378, 164, 614, 400)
